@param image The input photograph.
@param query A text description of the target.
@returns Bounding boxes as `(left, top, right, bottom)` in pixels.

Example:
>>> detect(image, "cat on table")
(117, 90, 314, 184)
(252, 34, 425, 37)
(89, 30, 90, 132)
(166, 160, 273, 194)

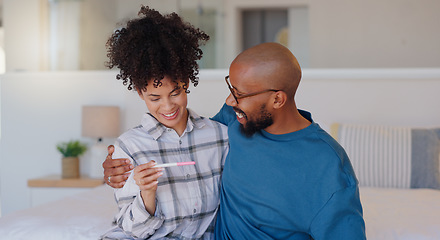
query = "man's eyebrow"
(229, 78, 243, 93)
(231, 85, 243, 94)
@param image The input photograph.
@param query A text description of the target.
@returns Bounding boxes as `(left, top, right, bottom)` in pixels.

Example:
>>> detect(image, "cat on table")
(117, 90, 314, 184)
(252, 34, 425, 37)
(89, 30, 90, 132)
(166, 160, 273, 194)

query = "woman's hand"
(133, 161, 164, 192)
(133, 161, 164, 215)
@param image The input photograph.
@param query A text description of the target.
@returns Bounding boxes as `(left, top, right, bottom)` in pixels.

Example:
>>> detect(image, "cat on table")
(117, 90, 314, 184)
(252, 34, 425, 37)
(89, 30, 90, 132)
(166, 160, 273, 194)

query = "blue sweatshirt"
(213, 104, 366, 240)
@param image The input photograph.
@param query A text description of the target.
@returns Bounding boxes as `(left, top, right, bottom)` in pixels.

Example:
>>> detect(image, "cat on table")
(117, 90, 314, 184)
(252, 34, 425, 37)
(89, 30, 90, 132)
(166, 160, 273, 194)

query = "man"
(104, 42, 366, 239)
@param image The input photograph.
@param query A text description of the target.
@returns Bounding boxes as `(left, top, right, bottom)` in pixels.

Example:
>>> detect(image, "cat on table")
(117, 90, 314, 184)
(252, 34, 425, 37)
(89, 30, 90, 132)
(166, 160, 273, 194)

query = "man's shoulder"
(311, 126, 359, 187)
(314, 126, 346, 157)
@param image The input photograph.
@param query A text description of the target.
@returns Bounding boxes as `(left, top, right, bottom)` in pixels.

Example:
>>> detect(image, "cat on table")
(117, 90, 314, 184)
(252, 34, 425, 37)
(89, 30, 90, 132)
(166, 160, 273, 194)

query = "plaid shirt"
(105, 109, 228, 240)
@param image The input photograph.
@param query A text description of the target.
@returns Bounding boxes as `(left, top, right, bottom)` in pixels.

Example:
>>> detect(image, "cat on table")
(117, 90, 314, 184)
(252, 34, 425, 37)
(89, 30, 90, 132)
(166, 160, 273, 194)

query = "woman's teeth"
(164, 110, 177, 117)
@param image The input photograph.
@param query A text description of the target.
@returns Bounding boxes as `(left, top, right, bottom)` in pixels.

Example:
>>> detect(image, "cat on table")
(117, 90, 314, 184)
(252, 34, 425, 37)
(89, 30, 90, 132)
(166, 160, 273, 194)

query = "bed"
(0, 184, 439, 239)
(0, 185, 117, 239)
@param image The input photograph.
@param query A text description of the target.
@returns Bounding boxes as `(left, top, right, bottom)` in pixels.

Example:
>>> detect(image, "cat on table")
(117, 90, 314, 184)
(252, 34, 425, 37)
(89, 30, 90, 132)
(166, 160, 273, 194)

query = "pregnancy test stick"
(153, 161, 195, 168)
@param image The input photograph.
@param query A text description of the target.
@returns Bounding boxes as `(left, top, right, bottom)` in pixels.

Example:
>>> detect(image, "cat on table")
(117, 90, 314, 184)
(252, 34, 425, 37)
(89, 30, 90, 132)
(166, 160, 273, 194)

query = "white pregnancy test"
(152, 161, 195, 168)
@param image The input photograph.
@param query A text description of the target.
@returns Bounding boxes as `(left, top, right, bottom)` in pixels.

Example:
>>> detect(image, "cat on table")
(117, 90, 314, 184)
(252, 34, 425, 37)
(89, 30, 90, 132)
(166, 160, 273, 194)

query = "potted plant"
(56, 140, 88, 178)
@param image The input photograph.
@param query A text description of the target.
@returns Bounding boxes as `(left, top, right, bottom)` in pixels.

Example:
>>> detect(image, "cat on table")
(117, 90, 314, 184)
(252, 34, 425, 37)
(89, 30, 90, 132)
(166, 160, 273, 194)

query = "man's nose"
(225, 93, 237, 107)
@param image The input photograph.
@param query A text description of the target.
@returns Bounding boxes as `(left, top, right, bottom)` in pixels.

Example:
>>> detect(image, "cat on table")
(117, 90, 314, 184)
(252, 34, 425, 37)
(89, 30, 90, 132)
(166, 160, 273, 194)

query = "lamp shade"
(81, 106, 120, 139)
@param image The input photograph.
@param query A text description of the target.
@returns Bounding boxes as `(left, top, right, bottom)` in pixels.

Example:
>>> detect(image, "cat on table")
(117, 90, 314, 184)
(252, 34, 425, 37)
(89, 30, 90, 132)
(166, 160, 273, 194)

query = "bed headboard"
(1, 68, 440, 216)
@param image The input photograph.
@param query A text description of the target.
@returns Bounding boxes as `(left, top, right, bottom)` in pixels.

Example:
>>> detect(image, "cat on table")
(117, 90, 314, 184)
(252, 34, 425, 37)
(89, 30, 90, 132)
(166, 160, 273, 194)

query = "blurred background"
(1, 0, 439, 73)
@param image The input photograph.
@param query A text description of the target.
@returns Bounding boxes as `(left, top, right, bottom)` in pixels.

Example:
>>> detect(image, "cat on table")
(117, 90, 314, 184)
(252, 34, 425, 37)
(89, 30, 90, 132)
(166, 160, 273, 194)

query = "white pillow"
(331, 123, 440, 189)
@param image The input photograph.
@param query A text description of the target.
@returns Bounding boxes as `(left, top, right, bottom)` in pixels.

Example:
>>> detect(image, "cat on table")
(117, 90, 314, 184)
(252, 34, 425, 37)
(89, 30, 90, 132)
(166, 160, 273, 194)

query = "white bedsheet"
(0, 185, 117, 240)
(0, 185, 439, 239)
(360, 187, 440, 240)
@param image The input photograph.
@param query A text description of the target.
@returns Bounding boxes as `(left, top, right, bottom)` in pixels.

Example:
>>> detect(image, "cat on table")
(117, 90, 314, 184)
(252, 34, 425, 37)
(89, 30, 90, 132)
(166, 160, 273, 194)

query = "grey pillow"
(331, 123, 440, 189)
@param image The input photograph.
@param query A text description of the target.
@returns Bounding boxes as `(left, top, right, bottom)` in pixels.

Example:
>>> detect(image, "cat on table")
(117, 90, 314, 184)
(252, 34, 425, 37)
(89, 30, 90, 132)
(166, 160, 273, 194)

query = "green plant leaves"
(56, 140, 88, 157)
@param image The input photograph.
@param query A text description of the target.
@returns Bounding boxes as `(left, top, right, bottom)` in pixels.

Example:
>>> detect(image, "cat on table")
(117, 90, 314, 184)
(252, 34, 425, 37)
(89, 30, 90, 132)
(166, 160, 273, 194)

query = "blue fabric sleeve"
(310, 186, 366, 240)
(210, 103, 236, 126)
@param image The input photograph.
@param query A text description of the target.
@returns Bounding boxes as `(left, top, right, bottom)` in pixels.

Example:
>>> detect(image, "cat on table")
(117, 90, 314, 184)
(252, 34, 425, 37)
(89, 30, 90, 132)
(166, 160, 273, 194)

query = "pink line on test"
(177, 161, 196, 166)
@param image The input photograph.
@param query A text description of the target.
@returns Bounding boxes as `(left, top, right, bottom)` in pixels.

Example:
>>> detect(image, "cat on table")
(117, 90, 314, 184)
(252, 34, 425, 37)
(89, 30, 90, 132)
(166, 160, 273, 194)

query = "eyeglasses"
(225, 76, 281, 104)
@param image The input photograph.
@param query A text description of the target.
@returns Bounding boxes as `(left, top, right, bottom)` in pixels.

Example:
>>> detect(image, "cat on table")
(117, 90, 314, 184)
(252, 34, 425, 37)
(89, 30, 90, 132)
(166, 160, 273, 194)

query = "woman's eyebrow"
(147, 87, 180, 97)
(170, 86, 182, 94)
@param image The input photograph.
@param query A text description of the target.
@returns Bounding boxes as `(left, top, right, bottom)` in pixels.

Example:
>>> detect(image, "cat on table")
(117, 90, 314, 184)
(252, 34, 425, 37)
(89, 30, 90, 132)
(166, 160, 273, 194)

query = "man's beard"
(236, 105, 273, 137)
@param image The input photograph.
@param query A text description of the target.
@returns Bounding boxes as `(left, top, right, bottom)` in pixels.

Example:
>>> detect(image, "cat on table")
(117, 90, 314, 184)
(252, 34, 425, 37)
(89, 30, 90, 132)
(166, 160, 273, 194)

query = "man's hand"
(103, 145, 134, 188)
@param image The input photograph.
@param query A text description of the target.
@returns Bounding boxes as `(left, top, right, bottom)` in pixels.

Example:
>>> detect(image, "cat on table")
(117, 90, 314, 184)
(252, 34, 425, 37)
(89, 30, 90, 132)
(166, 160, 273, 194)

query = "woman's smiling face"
(138, 76, 189, 135)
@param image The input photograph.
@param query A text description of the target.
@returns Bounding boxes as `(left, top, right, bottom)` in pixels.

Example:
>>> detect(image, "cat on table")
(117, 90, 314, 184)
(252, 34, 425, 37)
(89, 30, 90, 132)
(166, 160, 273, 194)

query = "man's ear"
(272, 91, 287, 109)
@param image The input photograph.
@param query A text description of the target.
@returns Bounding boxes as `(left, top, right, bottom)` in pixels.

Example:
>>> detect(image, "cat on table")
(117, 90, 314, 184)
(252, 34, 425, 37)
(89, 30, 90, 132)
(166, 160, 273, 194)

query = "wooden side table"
(27, 175, 104, 207)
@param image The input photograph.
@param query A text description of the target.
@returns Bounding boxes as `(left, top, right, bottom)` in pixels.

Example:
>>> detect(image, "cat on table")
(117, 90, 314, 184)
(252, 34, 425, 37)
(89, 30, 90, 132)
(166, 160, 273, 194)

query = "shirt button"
(179, 140, 182, 144)
(186, 174, 190, 179)
(193, 209, 197, 213)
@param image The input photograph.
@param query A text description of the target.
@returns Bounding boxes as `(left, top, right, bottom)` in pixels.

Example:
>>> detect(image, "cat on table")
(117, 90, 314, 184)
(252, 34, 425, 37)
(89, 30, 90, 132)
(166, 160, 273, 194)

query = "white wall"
(1, 69, 440, 216)
(296, 68, 440, 129)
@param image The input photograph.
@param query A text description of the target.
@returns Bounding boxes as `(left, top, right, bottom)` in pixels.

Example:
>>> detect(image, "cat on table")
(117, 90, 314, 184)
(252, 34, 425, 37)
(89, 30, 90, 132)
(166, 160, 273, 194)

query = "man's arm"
(310, 186, 366, 240)
(210, 103, 236, 126)
(103, 145, 134, 188)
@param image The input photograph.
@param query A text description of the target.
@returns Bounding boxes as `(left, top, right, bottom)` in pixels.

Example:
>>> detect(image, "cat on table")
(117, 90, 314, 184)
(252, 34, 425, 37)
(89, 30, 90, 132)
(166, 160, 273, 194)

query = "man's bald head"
(232, 42, 302, 99)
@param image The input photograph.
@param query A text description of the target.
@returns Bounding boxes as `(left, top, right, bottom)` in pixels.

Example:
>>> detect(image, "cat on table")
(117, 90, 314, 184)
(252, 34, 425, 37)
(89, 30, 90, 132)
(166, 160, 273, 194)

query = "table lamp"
(82, 106, 120, 178)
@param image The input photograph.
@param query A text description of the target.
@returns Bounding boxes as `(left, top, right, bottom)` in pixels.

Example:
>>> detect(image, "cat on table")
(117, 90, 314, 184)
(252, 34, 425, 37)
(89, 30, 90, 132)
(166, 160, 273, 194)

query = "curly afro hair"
(105, 6, 209, 92)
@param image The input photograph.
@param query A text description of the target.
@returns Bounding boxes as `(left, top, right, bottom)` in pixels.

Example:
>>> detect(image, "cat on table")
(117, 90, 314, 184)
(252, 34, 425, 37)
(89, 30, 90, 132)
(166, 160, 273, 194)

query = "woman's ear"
(272, 91, 287, 109)
(137, 88, 145, 100)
